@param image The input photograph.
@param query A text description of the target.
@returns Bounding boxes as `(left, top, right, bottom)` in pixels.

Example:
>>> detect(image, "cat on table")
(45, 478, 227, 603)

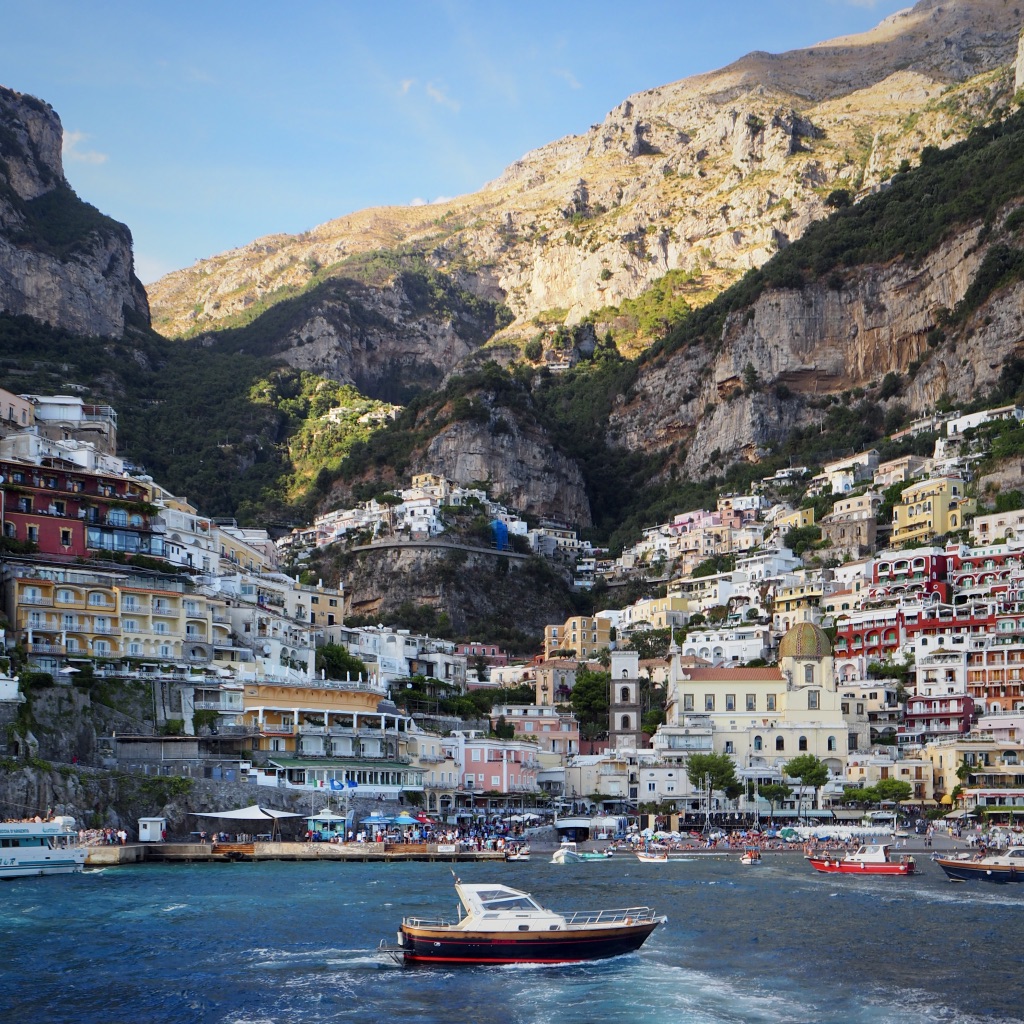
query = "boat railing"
(563, 906, 658, 926)
(403, 915, 457, 928)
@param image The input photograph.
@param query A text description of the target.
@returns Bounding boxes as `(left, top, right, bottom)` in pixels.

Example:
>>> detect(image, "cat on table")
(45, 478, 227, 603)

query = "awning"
(943, 810, 976, 820)
(192, 804, 303, 821)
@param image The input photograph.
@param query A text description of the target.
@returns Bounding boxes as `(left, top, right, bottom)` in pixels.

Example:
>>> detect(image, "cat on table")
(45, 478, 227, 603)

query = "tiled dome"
(778, 621, 832, 660)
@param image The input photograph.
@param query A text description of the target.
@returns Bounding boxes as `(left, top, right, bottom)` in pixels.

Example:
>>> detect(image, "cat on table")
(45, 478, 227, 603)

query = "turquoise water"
(2, 855, 1021, 1024)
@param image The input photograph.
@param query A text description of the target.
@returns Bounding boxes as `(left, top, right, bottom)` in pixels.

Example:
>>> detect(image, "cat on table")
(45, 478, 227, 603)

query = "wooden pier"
(86, 841, 509, 866)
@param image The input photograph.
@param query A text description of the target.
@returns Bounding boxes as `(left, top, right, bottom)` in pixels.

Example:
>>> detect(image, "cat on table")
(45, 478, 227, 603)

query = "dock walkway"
(86, 841, 508, 866)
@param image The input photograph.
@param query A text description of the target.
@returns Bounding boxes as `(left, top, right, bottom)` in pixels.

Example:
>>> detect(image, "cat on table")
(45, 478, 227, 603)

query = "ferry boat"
(806, 842, 916, 876)
(933, 846, 1024, 883)
(0, 816, 87, 879)
(382, 878, 665, 965)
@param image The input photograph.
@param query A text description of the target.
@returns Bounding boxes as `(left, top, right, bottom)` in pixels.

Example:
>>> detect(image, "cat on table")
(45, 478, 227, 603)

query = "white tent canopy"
(192, 804, 303, 821)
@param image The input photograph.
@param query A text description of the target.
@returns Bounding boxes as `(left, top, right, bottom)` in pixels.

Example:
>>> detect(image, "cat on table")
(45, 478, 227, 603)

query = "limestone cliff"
(609, 203, 1024, 475)
(149, 0, 1022, 357)
(0, 86, 149, 337)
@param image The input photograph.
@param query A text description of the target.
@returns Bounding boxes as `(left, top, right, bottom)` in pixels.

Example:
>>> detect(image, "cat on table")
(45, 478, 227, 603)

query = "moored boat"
(0, 816, 87, 879)
(807, 842, 915, 876)
(382, 878, 665, 965)
(635, 847, 668, 863)
(933, 846, 1024, 883)
(551, 841, 613, 864)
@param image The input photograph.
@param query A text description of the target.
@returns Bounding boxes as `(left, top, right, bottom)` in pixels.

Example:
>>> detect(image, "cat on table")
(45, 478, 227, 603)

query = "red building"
(898, 692, 974, 745)
(869, 549, 950, 603)
(1, 457, 165, 562)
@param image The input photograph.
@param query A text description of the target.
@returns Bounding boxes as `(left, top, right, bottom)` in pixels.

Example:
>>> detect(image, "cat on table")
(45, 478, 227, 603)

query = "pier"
(86, 841, 508, 866)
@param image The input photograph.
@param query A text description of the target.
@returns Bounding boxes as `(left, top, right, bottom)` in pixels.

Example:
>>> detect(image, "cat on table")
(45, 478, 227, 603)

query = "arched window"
(620, 715, 631, 730)
(827, 735, 837, 751)
(775, 736, 785, 751)
(753, 735, 763, 751)
(620, 686, 630, 703)
(107, 508, 128, 527)
(799, 736, 808, 751)
(621, 669, 629, 679)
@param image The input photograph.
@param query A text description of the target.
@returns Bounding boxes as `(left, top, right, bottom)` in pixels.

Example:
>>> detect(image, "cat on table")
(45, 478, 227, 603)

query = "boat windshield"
(476, 891, 542, 912)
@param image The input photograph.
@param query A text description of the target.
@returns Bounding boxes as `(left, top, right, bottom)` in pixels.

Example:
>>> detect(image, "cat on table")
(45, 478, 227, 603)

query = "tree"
(874, 777, 913, 807)
(685, 752, 741, 800)
(315, 643, 367, 680)
(759, 781, 793, 818)
(627, 628, 672, 660)
(570, 667, 610, 740)
(784, 754, 830, 819)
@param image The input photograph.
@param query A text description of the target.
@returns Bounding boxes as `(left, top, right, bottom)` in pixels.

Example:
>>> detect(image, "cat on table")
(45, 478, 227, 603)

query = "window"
(472, 750, 481, 762)
(26, 525, 38, 543)
(648, 782, 657, 793)
(776, 736, 785, 751)
(804, 665, 814, 684)
(753, 735, 763, 751)
(766, 695, 776, 712)
(746, 694, 756, 711)
(827, 736, 837, 751)
(683, 694, 694, 712)
(808, 691, 820, 710)
(725, 741, 734, 754)
(620, 686, 630, 702)
(799, 736, 808, 751)
(620, 715, 631, 730)
(60, 529, 72, 546)
(726, 694, 736, 712)
(705, 695, 715, 712)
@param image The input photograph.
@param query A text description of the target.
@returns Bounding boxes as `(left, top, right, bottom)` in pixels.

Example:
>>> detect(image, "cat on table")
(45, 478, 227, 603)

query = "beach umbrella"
(392, 812, 419, 827)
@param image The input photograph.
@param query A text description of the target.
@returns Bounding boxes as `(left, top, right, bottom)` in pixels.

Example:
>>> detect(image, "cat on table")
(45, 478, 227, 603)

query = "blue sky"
(2, 1, 912, 283)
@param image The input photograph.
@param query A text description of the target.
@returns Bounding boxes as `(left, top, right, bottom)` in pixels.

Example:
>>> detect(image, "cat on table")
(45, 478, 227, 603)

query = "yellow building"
(892, 476, 974, 547)
(543, 615, 612, 660)
(776, 507, 816, 531)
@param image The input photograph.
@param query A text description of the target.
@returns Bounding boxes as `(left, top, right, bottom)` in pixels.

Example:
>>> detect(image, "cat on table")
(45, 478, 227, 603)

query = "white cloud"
(554, 68, 582, 90)
(400, 78, 415, 95)
(63, 130, 107, 165)
(425, 81, 460, 111)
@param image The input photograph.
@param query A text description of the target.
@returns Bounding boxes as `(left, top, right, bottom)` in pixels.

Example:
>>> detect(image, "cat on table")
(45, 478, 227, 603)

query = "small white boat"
(740, 848, 762, 865)
(0, 816, 87, 879)
(635, 847, 668, 864)
(504, 843, 531, 862)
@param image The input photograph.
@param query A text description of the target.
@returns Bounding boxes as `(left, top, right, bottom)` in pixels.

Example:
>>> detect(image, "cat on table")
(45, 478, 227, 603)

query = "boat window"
(478, 894, 540, 912)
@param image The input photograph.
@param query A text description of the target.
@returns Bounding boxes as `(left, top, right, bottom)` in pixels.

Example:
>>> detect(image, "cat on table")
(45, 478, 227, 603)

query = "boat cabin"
(451, 883, 566, 932)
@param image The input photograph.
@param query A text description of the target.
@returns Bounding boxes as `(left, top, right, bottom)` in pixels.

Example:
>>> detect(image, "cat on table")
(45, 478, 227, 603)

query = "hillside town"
(2, 386, 1023, 832)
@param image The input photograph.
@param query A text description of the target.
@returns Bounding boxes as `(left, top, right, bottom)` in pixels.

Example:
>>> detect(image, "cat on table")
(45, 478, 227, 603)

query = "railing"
(563, 906, 661, 926)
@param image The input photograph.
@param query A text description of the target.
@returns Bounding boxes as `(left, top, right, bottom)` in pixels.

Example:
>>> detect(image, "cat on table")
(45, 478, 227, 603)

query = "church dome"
(778, 622, 832, 660)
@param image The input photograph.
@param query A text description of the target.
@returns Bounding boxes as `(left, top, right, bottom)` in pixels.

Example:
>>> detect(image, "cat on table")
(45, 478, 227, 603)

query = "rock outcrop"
(0, 86, 149, 337)
(609, 205, 1024, 475)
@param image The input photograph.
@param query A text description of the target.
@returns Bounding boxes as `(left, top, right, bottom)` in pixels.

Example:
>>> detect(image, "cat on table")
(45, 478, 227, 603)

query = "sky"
(2, 0, 914, 284)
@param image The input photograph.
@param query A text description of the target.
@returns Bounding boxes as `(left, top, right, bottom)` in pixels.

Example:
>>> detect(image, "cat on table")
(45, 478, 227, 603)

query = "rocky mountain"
(0, 86, 149, 336)
(149, 0, 1021, 367)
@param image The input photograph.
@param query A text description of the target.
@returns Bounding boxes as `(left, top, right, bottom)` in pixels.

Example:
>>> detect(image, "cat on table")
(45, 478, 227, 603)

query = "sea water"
(1, 854, 1021, 1024)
